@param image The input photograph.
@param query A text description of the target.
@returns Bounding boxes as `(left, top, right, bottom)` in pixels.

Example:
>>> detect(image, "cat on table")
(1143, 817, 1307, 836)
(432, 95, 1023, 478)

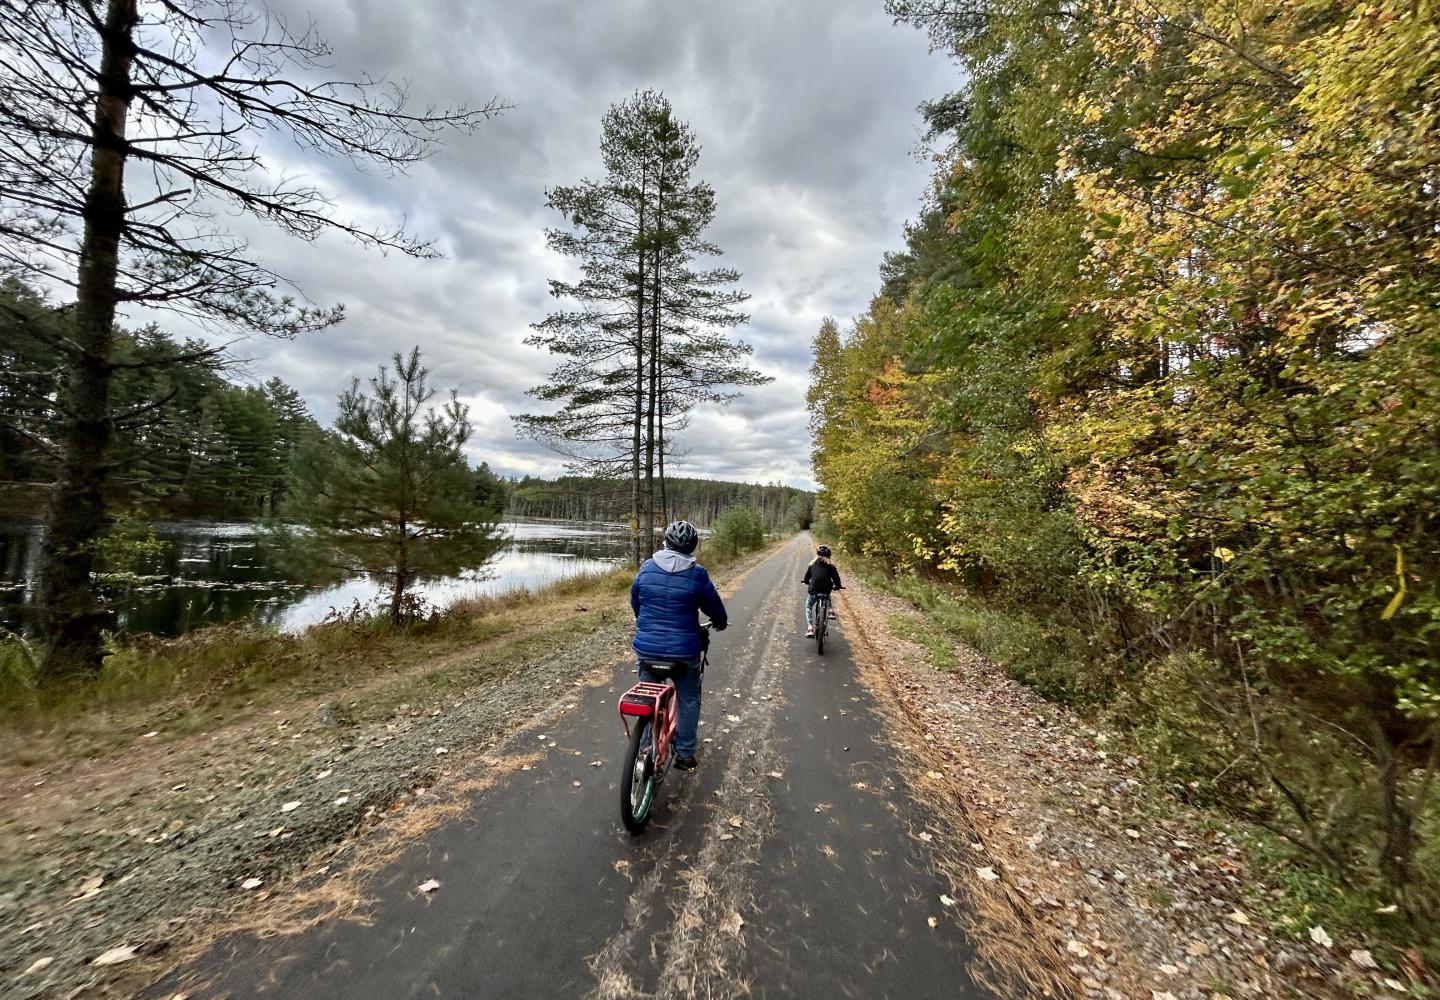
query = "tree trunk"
(630, 163, 647, 568)
(38, 0, 137, 680)
(390, 524, 409, 628)
(649, 176, 666, 540)
(658, 396, 668, 525)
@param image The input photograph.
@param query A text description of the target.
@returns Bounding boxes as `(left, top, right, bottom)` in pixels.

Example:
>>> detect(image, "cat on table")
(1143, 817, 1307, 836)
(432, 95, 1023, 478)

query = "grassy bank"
(0, 534, 776, 751)
(844, 553, 1438, 975)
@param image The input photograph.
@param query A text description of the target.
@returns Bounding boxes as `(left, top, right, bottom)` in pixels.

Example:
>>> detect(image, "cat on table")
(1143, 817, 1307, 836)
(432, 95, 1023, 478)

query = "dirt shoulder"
(0, 543, 778, 1000)
(836, 580, 1403, 1000)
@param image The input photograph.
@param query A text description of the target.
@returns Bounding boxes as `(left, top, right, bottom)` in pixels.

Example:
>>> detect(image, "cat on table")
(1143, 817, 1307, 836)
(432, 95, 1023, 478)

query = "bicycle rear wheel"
(816, 613, 827, 655)
(620, 719, 657, 833)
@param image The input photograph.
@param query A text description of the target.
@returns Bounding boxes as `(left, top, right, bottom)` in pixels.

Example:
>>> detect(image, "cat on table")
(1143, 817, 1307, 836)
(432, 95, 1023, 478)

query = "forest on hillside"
(809, 0, 1438, 944)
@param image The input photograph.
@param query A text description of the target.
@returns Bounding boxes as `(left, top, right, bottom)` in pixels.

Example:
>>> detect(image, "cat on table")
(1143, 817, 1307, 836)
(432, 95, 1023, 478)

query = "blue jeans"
(638, 654, 703, 758)
(806, 594, 831, 628)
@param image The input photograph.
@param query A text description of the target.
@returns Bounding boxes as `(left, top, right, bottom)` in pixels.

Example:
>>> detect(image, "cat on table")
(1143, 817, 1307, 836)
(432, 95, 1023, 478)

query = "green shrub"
(707, 507, 765, 559)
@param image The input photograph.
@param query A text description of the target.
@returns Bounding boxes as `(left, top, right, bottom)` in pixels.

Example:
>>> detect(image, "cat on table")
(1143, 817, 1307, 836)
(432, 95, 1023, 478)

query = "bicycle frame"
(617, 624, 710, 773)
(618, 681, 677, 769)
(814, 594, 831, 627)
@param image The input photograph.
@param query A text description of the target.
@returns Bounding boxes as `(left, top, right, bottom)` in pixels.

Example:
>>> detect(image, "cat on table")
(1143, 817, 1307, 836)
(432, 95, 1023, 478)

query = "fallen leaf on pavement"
(1350, 949, 1378, 970)
(728, 816, 743, 828)
(939, 894, 956, 907)
(1309, 925, 1333, 948)
(927, 916, 937, 928)
(722, 911, 745, 936)
(20, 957, 53, 976)
(917, 831, 933, 843)
(926, 770, 943, 780)
(1185, 940, 1210, 957)
(1226, 909, 1251, 925)
(68, 874, 104, 903)
(976, 867, 999, 881)
(93, 944, 139, 966)
(1066, 940, 1089, 958)
(240, 877, 263, 890)
(767, 771, 784, 779)
(280, 801, 300, 813)
(416, 879, 441, 894)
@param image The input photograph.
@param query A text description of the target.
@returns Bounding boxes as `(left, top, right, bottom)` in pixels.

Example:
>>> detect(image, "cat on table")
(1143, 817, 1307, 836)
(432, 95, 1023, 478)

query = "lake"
(0, 519, 632, 638)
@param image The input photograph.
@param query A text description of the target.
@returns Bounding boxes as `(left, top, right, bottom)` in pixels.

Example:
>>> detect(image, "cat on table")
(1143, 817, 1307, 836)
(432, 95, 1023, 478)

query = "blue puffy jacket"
(630, 548, 728, 659)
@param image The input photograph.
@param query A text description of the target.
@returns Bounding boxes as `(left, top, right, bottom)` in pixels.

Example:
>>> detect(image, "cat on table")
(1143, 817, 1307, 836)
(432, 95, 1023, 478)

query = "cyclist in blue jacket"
(630, 520, 728, 771)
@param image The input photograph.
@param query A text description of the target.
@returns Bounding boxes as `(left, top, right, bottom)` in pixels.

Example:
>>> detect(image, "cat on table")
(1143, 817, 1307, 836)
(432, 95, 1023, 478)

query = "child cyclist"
(802, 544, 843, 637)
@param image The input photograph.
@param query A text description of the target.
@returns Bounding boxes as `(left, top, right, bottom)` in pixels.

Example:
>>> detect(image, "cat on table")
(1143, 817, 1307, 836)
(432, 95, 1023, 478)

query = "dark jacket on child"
(802, 558, 843, 596)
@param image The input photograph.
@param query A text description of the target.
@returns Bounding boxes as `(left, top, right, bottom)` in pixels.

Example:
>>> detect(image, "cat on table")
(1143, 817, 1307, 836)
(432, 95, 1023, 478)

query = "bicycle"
(811, 589, 841, 655)
(616, 623, 711, 833)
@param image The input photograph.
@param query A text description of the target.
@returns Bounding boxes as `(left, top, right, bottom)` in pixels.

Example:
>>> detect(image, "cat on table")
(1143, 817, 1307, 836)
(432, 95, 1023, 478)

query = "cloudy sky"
(162, 0, 954, 490)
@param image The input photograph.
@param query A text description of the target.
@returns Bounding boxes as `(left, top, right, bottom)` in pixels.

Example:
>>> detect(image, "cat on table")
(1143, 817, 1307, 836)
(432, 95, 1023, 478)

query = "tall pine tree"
(516, 91, 761, 563)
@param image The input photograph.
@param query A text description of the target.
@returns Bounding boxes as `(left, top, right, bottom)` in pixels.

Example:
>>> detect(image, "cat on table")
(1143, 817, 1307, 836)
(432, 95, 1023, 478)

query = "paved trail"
(153, 537, 994, 999)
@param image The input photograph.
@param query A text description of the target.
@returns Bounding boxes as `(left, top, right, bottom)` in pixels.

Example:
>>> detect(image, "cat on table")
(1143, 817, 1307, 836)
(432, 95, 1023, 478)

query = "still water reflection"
(0, 519, 630, 638)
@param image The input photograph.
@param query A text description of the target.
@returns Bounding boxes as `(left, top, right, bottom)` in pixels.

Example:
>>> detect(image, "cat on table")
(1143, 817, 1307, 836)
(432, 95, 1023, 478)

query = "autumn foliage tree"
(811, 0, 1440, 944)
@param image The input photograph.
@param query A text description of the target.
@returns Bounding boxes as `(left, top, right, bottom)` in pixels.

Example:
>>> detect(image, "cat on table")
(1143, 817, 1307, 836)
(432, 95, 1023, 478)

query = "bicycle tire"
(817, 613, 827, 655)
(620, 719, 657, 833)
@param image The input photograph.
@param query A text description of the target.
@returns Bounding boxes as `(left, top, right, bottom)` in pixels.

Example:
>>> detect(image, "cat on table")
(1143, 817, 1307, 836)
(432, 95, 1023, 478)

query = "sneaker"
(805, 626, 815, 637)
(675, 755, 698, 771)
(827, 610, 837, 620)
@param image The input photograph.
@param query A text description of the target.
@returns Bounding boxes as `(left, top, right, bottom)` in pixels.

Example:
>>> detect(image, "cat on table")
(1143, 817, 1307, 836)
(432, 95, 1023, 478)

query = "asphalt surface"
(152, 536, 994, 999)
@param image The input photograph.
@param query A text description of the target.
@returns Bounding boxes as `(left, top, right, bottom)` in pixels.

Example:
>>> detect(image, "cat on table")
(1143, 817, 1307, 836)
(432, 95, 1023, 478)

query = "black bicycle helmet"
(664, 520, 699, 554)
(816, 545, 832, 557)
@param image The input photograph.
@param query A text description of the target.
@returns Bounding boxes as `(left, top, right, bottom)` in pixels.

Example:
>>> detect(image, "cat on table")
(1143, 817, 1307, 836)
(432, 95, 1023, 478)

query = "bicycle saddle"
(637, 659, 690, 680)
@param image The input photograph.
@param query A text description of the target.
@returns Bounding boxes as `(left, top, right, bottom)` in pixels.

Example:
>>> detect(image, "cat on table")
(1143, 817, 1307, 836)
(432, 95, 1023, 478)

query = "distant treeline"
(498, 473, 813, 533)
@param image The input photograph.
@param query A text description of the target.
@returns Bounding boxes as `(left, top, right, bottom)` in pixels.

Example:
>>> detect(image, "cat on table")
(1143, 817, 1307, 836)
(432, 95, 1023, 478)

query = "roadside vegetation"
(0, 526, 776, 728)
(809, 0, 1439, 973)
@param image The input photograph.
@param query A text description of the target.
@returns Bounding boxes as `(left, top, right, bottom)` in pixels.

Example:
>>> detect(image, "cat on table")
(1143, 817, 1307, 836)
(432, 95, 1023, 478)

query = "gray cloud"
(131, 0, 952, 490)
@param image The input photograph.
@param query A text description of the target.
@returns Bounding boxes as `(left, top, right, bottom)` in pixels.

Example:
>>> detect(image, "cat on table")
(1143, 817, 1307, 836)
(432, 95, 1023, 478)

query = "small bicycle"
(616, 623, 711, 833)
(812, 589, 841, 655)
